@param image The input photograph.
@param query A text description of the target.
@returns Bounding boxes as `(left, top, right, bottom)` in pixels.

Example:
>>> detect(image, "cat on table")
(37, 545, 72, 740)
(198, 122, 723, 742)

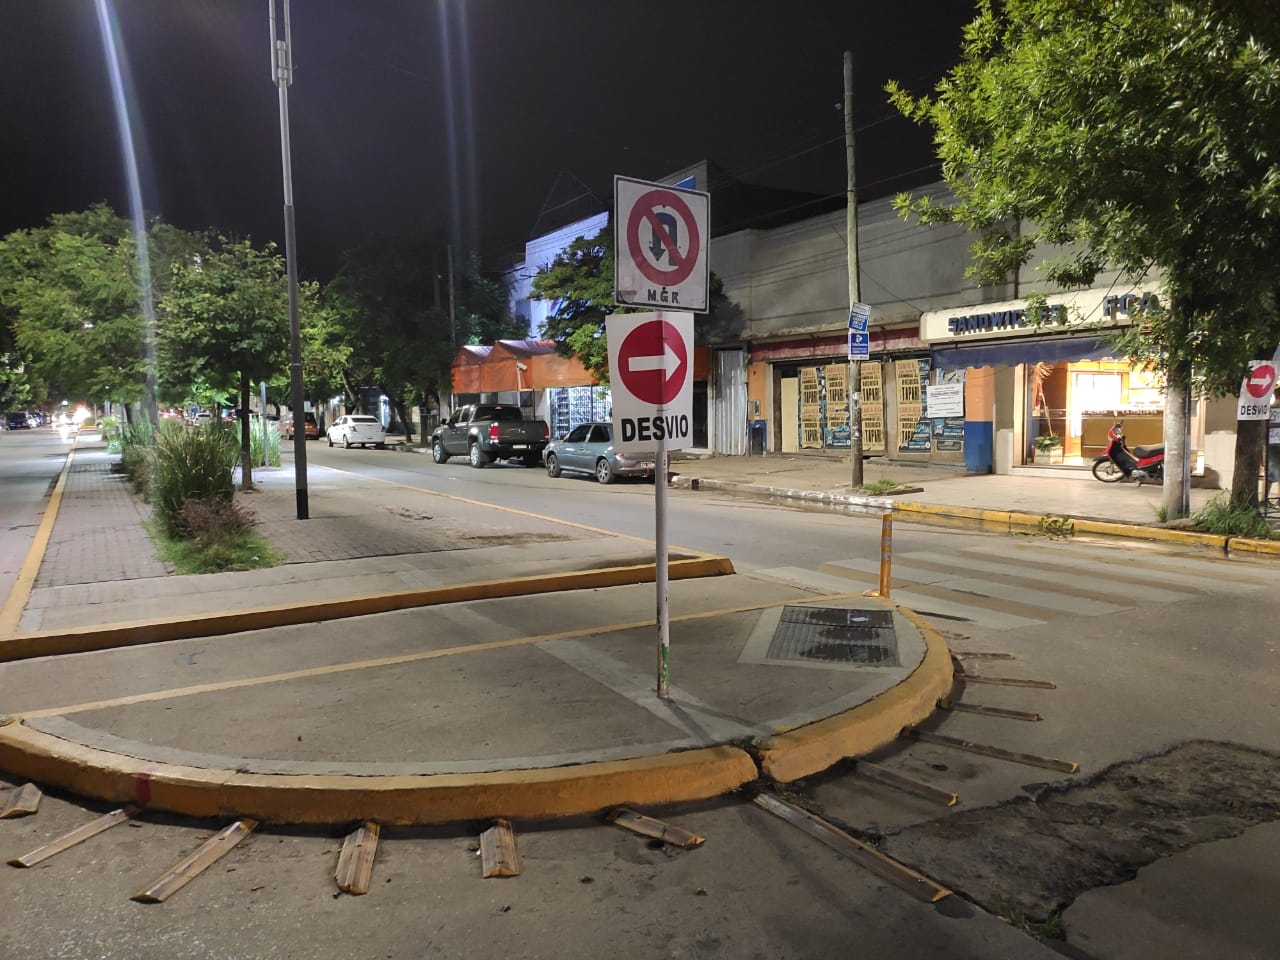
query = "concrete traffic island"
(0, 579, 952, 825)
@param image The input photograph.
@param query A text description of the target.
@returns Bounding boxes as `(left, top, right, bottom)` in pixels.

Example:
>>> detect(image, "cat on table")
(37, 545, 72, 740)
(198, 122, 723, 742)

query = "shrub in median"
(151, 422, 238, 536)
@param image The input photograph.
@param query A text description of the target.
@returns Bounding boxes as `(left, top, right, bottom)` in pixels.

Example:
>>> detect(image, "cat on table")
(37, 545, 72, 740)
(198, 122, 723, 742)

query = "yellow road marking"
(328, 463, 714, 557)
(0, 436, 78, 637)
(15, 591, 864, 720)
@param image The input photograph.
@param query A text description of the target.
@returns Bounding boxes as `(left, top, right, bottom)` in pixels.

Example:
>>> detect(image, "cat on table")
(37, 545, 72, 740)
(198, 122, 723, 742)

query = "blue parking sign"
(849, 330, 870, 360)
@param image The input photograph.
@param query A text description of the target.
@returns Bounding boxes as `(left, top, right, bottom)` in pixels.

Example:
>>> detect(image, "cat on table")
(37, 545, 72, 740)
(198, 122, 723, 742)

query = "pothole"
(876, 740, 1280, 924)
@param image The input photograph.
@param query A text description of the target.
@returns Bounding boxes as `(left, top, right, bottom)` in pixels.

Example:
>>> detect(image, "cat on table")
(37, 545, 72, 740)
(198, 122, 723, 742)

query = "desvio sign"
(606, 312, 694, 455)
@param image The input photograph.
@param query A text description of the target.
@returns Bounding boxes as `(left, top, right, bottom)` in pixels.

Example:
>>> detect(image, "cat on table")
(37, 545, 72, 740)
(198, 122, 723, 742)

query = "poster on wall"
(799, 367, 822, 449)
(931, 369, 966, 452)
(860, 361, 885, 453)
(897, 359, 932, 453)
(823, 363, 850, 448)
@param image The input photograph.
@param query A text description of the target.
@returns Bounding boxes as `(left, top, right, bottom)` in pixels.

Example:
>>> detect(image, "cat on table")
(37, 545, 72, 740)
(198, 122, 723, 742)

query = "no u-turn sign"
(614, 176, 710, 312)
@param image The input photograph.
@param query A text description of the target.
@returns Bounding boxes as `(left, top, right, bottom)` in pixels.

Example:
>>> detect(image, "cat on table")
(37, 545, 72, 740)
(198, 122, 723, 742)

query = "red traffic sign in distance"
(626, 188, 701, 288)
(616, 319, 688, 406)
(1245, 362, 1277, 399)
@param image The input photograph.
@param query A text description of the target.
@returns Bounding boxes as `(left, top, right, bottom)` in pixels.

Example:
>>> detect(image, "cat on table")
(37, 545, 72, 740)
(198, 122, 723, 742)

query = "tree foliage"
(530, 227, 726, 382)
(324, 237, 452, 442)
(888, 0, 1280, 506)
(530, 228, 619, 379)
(160, 237, 292, 486)
(0, 205, 201, 413)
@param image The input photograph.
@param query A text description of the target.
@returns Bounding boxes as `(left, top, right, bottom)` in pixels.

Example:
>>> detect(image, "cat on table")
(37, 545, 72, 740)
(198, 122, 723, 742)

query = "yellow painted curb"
(0, 555, 736, 662)
(1227, 536, 1280, 557)
(754, 605, 953, 783)
(0, 723, 758, 825)
(893, 501, 1232, 549)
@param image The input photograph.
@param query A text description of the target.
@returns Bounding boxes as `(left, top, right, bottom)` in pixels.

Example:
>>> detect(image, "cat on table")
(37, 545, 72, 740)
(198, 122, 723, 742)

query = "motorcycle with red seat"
(1092, 422, 1165, 485)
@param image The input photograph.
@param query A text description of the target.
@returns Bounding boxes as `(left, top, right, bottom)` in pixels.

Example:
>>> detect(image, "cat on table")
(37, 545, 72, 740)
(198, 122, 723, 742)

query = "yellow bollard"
(879, 512, 893, 598)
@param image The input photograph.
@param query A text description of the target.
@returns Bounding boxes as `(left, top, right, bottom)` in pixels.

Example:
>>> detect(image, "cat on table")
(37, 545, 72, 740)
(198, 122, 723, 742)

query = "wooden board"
(131, 819, 258, 903)
(904, 729, 1078, 773)
(0, 783, 42, 819)
(479, 819, 520, 878)
(8, 808, 133, 867)
(753, 793, 950, 903)
(607, 808, 705, 848)
(938, 698, 1042, 722)
(853, 760, 958, 807)
(335, 821, 380, 895)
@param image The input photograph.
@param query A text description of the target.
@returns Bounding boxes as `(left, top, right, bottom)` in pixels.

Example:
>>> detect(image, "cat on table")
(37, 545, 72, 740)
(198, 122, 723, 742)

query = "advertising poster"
(897, 359, 932, 453)
(931, 370, 966, 452)
(860, 361, 885, 453)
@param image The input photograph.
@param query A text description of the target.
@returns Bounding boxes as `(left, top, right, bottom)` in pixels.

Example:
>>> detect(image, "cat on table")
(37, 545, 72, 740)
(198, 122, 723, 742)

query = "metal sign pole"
(655, 433, 671, 699)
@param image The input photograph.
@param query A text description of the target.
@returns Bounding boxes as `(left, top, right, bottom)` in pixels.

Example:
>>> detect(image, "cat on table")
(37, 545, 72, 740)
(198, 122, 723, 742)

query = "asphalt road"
(3, 437, 1279, 960)
(0, 427, 75, 607)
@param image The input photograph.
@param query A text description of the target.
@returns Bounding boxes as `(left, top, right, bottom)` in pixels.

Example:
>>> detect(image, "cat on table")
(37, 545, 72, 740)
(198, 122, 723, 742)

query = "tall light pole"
(269, 0, 308, 519)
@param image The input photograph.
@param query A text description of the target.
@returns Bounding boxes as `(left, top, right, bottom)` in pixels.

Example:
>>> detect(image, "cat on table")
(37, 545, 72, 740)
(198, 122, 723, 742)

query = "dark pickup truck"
(430, 403, 549, 468)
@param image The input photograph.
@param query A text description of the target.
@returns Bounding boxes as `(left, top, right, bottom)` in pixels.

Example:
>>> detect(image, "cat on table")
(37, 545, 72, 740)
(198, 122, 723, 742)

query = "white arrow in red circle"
(627, 342, 680, 374)
(1246, 362, 1277, 399)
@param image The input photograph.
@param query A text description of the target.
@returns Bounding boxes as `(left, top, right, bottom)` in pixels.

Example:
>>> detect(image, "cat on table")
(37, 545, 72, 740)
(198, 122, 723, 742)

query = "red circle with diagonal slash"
(626, 189, 700, 287)
(617, 319, 688, 406)
(1246, 363, 1276, 399)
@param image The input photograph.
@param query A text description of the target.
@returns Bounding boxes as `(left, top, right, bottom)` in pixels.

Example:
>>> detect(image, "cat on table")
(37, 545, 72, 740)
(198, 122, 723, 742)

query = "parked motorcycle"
(1092, 422, 1165, 484)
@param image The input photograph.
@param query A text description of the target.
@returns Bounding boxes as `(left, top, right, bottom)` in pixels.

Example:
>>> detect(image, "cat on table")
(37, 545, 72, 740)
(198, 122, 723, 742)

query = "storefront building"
(919, 282, 1219, 475)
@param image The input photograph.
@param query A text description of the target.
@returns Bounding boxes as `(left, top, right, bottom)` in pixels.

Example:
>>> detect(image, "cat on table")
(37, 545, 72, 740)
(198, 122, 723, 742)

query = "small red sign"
(1245, 363, 1276, 399)
(616, 319, 689, 406)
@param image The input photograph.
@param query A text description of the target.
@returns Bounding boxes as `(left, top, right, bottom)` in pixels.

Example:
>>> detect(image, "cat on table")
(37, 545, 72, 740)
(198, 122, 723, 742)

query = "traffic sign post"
(1238, 361, 1277, 420)
(607, 311, 694, 700)
(614, 176, 710, 313)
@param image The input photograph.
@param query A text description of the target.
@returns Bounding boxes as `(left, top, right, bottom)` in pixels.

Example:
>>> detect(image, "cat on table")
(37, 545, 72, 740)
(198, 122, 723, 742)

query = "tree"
(0, 205, 203, 419)
(530, 228, 619, 380)
(531, 226, 728, 382)
(456, 252, 527, 346)
(888, 0, 1280, 515)
(324, 237, 455, 443)
(160, 237, 291, 489)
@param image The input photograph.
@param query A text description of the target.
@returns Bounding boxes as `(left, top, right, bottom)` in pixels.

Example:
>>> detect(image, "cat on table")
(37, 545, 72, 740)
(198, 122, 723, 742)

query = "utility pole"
(446, 243, 458, 417)
(845, 50, 864, 487)
(269, 0, 308, 519)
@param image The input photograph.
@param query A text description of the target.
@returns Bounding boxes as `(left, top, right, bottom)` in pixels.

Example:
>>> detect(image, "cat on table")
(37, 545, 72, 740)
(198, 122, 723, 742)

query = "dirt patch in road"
(876, 740, 1280, 924)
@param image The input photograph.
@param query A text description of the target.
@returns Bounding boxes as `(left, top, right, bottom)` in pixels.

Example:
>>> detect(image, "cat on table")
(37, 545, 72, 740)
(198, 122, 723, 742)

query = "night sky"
(0, 1, 976, 280)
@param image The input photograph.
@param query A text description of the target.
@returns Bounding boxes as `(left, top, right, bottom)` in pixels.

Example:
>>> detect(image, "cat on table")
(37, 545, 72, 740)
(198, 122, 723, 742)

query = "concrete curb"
(0, 720, 759, 825)
(674, 475, 1265, 553)
(0, 555, 735, 661)
(0, 600, 954, 825)
(754, 604, 953, 783)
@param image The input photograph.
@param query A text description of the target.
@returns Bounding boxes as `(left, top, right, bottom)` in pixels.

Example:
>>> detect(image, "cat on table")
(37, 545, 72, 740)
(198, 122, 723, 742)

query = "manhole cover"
(767, 606, 899, 666)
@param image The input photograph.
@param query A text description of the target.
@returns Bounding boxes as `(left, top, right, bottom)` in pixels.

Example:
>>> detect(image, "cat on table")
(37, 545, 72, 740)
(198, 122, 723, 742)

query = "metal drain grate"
(767, 606, 899, 666)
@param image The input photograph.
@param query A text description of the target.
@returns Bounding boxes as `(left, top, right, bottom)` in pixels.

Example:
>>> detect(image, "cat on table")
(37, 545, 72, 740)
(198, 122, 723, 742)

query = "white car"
(327, 414, 387, 449)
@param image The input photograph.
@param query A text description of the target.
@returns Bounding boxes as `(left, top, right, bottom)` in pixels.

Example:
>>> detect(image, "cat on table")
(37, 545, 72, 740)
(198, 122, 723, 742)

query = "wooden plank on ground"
(951, 651, 1015, 660)
(958, 675, 1056, 689)
(8, 808, 134, 867)
(479, 819, 520, 878)
(0, 783, 42, 819)
(938, 698, 1042, 722)
(335, 821, 380, 895)
(753, 793, 951, 903)
(904, 729, 1078, 773)
(607, 808, 705, 848)
(131, 819, 258, 903)
(853, 760, 958, 807)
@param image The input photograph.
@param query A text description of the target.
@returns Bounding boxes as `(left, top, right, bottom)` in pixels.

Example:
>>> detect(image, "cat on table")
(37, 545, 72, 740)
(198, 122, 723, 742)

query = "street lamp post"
(269, 0, 308, 519)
